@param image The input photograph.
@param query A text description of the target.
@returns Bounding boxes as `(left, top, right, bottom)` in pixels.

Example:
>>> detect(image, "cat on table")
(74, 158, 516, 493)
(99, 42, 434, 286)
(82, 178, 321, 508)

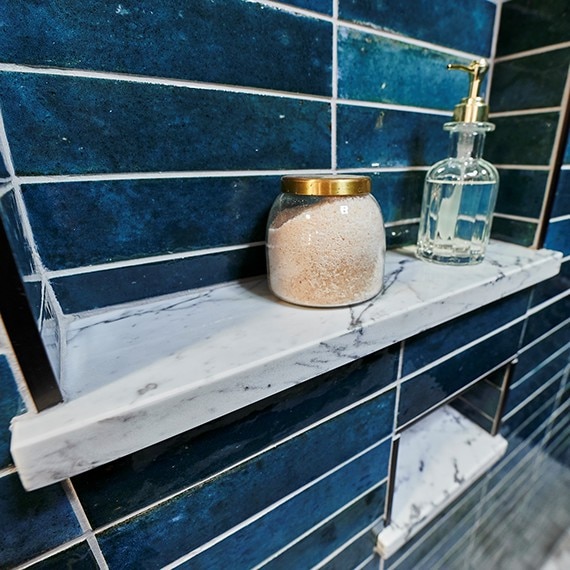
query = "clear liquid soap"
(417, 59, 499, 265)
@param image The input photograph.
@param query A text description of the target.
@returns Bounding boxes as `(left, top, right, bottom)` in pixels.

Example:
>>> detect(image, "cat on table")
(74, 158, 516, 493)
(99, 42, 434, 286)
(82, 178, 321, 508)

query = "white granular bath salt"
(267, 196, 385, 307)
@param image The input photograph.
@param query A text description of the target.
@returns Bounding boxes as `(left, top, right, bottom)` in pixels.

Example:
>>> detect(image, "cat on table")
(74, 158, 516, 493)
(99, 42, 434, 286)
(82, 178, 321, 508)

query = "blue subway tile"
(280, 0, 332, 14)
(495, 169, 548, 219)
(551, 169, 570, 218)
(23, 177, 279, 271)
(51, 247, 266, 313)
(184, 453, 388, 570)
(496, 0, 570, 57)
(0, 73, 331, 176)
(338, 0, 495, 56)
(75, 349, 398, 527)
(26, 542, 98, 570)
(338, 28, 472, 110)
(0, 356, 25, 469)
(531, 259, 570, 307)
(545, 218, 570, 256)
(337, 106, 448, 169)
(398, 324, 523, 427)
(0, 0, 332, 96)
(0, 474, 81, 569)
(491, 217, 537, 247)
(317, 529, 377, 570)
(370, 171, 424, 223)
(490, 49, 570, 112)
(403, 291, 530, 376)
(485, 113, 559, 166)
(523, 296, 570, 346)
(265, 487, 383, 570)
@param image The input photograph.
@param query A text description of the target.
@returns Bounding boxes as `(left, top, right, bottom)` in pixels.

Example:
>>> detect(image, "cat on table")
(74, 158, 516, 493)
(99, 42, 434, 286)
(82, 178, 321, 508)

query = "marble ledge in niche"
(9, 240, 562, 490)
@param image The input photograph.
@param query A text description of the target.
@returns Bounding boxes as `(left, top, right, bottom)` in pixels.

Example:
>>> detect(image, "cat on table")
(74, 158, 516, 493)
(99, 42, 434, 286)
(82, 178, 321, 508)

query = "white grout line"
(494, 41, 570, 63)
(562, 164, 570, 170)
(492, 212, 539, 223)
(0, 466, 17, 479)
(494, 164, 552, 171)
(550, 214, 570, 223)
(62, 480, 109, 569)
(12, 535, 90, 570)
(337, 166, 430, 173)
(490, 106, 561, 118)
(338, 97, 451, 117)
(526, 288, 570, 316)
(354, 554, 378, 570)
(162, 444, 390, 569)
(484, 0, 503, 104)
(247, 0, 334, 22)
(385, 218, 420, 228)
(511, 340, 570, 389)
(94, 389, 396, 533)
(518, 316, 570, 355)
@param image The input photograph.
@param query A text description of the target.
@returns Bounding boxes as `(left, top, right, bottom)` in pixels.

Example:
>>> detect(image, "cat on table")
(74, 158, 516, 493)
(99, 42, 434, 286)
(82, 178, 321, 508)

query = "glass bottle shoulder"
(426, 157, 498, 183)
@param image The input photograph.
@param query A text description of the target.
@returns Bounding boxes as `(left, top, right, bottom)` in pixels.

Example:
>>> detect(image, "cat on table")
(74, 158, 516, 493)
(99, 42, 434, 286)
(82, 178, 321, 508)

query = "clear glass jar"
(416, 122, 499, 265)
(266, 176, 386, 307)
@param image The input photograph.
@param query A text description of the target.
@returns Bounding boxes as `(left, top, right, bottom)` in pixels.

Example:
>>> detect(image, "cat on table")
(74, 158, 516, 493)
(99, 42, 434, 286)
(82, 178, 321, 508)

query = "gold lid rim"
(281, 176, 371, 196)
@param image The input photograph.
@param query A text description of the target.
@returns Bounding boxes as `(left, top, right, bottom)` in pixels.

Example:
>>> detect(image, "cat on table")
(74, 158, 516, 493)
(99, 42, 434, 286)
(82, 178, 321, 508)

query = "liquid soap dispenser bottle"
(416, 59, 499, 265)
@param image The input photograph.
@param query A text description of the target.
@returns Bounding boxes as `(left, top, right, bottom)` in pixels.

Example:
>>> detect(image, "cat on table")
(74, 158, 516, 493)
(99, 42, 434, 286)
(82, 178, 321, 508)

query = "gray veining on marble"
(376, 405, 508, 558)
(10, 241, 560, 489)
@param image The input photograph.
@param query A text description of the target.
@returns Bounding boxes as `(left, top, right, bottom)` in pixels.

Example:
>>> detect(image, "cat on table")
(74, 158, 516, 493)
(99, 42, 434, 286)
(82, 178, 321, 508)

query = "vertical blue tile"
(545, 218, 570, 255)
(551, 169, 570, 217)
(0, 474, 81, 568)
(0, 356, 25, 469)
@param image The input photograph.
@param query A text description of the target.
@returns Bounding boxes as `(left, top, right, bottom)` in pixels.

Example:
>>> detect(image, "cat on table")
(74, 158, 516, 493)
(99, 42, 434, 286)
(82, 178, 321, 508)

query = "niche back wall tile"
(0, 73, 331, 176)
(0, 0, 332, 96)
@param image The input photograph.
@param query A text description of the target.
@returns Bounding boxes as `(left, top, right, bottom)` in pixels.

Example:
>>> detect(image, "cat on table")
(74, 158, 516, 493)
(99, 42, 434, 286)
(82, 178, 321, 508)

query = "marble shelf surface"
(10, 241, 561, 490)
(375, 405, 508, 558)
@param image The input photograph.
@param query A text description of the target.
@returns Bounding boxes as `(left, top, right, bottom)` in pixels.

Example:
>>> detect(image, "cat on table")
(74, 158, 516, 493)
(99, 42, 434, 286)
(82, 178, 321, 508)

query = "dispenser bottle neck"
(444, 122, 494, 159)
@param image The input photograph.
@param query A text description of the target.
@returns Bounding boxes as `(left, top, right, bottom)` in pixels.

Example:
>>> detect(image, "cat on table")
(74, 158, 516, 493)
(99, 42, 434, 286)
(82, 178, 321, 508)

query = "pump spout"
(447, 58, 490, 122)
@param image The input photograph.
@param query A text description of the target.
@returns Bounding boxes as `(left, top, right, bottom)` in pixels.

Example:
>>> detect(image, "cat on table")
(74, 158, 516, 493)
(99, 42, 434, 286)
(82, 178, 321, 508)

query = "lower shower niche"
(375, 404, 508, 559)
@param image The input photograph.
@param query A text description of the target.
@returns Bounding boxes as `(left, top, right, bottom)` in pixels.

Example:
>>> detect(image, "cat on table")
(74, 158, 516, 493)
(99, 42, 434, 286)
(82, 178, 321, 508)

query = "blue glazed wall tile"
(491, 217, 537, 247)
(337, 106, 448, 169)
(0, 474, 81, 569)
(96, 390, 396, 567)
(490, 49, 570, 112)
(51, 247, 266, 313)
(369, 171, 424, 223)
(0, 153, 7, 178)
(338, 28, 471, 110)
(531, 259, 570, 307)
(0, 73, 331, 176)
(485, 113, 559, 166)
(318, 529, 377, 570)
(398, 324, 523, 427)
(265, 487, 383, 570)
(402, 291, 529, 376)
(23, 177, 279, 270)
(27, 542, 98, 570)
(0, 1, 332, 96)
(523, 295, 570, 346)
(496, 0, 570, 57)
(551, 169, 570, 217)
(0, 356, 24, 469)
(280, 0, 332, 14)
(74, 349, 398, 527)
(495, 169, 548, 219)
(338, 0, 495, 56)
(184, 453, 389, 570)
(545, 218, 570, 255)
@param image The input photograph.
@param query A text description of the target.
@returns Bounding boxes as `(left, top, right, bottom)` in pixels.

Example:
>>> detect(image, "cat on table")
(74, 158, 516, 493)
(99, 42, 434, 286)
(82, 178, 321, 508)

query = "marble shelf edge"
(10, 242, 562, 490)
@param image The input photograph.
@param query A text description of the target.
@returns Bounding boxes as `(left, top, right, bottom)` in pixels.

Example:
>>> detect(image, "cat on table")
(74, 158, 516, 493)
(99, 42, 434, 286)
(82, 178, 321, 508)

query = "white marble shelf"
(375, 405, 508, 558)
(10, 241, 561, 490)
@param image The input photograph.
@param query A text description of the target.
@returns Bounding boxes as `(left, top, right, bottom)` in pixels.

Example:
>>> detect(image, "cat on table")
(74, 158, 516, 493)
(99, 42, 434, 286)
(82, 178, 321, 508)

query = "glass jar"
(266, 176, 386, 307)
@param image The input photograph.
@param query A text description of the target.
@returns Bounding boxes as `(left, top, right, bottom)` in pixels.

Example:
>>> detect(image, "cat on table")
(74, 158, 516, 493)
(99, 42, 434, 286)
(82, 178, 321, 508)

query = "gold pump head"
(448, 58, 489, 122)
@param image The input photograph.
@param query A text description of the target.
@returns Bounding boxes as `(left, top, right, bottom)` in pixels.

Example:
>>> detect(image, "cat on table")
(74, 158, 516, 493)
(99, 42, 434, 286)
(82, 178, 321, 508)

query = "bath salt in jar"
(266, 176, 386, 307)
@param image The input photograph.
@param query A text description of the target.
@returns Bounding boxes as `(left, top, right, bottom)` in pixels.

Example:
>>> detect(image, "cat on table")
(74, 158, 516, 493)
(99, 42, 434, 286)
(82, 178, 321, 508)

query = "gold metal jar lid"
(281, 176, 371, 196)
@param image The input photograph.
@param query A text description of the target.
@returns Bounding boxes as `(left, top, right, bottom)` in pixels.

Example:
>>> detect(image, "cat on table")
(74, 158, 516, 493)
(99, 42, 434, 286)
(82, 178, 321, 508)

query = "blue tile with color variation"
(531, 259, 570, 307)
(75, 350, 398, 527)
(398, 324, 523, 427)
(338, 0, 495, 56)
(183, 451, 389, 570)
(495, 169, 549, 219)
(50, 246, 267, 313)
(264, 486, 383, 570)
(23, 177, 280, 271)
(551, 169, 570, 218)
(280, 0, 332, 14)
(97, 390, 396, 566)
(522, 295, 570, 347)
(0, 73, 331, 176)
(545, 218, 570, 256)
(367, 171, 424, 223)
(485, 113, 559, 166)
(337, 106, 448, 169)
(0, 0, 332, 96)
(318, 529, 377, 570)
(402, 291, 530, 376)
(490, 48, 570, 112)
(490, 217, 537, 247)
(338, 28, 472, 111)
(0, 474, 81, 569)
(26, 542, 98, 570)
(0, 356, 24, 469)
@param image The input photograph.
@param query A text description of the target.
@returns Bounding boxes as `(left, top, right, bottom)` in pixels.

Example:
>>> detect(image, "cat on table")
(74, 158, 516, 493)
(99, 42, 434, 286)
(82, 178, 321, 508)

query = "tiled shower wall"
(0, 1, 569, 569)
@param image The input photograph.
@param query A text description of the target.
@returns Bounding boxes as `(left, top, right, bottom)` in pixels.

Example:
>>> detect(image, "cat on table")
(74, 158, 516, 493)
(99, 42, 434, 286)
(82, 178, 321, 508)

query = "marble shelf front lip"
(10, 241, 562, 490)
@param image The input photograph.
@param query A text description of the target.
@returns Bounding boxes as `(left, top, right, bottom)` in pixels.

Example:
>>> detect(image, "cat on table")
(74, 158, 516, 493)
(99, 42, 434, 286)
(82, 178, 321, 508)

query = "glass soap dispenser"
(416, 58, 499, 265)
